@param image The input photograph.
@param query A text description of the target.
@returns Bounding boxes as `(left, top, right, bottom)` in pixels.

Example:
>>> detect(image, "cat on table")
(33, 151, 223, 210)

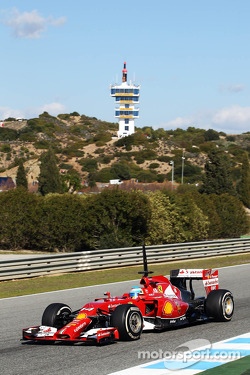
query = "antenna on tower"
(122, 61, 127, 82)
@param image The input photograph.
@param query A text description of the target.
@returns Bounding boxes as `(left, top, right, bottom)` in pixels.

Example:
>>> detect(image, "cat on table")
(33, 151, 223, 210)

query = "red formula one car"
(22, 247, 234, 345)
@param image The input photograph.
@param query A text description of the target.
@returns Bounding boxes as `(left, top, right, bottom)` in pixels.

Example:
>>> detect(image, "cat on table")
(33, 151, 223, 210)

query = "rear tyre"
(41, 303, 72, 329)
(205, 289, 234, 322)
(111, 304, 143, 341)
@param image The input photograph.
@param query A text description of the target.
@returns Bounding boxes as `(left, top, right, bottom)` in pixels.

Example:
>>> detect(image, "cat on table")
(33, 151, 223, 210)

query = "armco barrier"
(0, 238, 249, 281)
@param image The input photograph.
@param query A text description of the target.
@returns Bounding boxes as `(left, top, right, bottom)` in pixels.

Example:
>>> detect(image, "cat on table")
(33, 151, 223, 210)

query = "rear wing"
(170, 268, 219, 295)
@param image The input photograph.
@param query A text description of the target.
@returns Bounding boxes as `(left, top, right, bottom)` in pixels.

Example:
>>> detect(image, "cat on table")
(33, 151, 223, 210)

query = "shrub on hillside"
(92, 168, 115, 182)
(0, 128, 19, 141)
(62, 142, 85, 157)
(110, 162, 131, 180)
(0, 144, 11, 153)
(79, 158, 98, 172)
(149, 162, 160, 169)
(94, 132, 112, 144)
(136, 170, 158, 182)
(204, 129, 220, 141)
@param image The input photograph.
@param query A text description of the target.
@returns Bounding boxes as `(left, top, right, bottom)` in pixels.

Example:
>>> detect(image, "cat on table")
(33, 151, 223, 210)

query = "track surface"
(0, 264, 249, 375)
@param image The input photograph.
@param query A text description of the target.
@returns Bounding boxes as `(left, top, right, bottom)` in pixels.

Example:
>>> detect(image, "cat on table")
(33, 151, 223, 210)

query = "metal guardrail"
(0, 238, 249, 281)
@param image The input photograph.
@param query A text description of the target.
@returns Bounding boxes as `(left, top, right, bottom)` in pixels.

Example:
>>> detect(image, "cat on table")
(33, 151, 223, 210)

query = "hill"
(0, 112, 249, 190)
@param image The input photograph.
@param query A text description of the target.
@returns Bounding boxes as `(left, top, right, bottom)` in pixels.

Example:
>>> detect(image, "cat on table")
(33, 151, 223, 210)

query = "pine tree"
(200, 150, 235, 195)
(38, 147, 63, 196)
(16, 159, 28, 190)
(237, 152, 250, 208)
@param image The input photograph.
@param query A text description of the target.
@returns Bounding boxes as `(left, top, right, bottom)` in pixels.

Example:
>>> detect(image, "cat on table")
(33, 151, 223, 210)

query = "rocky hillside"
(0, 112, 249, 188)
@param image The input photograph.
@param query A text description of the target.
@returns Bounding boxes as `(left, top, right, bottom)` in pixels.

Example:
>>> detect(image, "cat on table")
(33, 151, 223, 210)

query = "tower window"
(125, 125, 129, 131)
(125, 119, 129, 124)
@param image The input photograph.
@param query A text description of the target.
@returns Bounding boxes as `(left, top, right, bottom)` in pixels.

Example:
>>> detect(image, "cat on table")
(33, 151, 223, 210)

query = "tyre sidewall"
(205, 289, 234, 322)
(42, 303, 72, 328)
(111, 304, 143, 341)
(124, 306, 143, 340)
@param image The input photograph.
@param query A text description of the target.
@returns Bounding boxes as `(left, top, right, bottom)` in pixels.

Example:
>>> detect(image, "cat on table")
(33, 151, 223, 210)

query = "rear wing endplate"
(170, 268, 219, 295)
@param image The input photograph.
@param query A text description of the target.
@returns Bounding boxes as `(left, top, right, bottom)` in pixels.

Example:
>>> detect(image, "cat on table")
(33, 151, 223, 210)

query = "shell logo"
(76, 312, 87, 319)
(163, 301, 174, 315)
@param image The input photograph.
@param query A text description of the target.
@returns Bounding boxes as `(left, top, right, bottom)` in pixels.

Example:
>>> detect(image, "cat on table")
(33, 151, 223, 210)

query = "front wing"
(22, 325, 119, 344)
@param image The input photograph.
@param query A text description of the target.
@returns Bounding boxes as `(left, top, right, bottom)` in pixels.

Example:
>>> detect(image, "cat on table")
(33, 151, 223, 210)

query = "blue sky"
(0, 1, 250, 134)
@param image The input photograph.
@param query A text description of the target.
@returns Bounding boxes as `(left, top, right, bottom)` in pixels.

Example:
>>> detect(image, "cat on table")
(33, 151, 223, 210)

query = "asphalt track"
(0, 264, 249, 375)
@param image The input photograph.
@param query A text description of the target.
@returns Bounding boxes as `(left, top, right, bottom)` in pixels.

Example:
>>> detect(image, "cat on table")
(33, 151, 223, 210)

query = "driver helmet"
(129, 286, 143, 299)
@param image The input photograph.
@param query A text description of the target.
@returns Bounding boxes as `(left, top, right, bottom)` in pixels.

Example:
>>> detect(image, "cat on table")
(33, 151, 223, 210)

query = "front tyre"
(111, 304, 143, 341)
(41, 303, 72, 329)
(205, 289, 234, 322)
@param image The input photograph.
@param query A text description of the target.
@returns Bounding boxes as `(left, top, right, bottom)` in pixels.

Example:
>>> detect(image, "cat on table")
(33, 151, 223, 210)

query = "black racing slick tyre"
(41, 303, 72, 329)
(205, 289, 234, 322)
(111, 304, 143, 341)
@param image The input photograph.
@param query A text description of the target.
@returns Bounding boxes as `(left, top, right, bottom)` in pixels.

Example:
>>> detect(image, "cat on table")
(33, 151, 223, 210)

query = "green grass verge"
(0, 253, 249, 299)
(200, 355, 250, 374)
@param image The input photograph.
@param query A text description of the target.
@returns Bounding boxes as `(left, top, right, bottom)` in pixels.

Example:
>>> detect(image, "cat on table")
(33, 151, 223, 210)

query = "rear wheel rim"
(224, 296, 233, 316)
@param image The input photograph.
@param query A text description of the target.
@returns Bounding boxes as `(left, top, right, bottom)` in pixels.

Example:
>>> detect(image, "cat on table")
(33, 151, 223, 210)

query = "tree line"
(0, 186, 248, 252)
(3, 146, 249, 252)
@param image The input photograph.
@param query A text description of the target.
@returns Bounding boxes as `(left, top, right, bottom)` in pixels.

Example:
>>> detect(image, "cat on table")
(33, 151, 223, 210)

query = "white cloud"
(165, 116, 194, 128)
(212, 105, 250, 125)
(163, 105, 250, 134)
(39, 102, 66, 116)
(0, 102, 66, 120)
(0, 106, 24, 120)
(2, 8, 66, 39)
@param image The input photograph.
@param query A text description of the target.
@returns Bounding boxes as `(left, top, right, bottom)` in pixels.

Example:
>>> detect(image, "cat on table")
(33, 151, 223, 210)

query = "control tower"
(110, 62, 140, 138)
